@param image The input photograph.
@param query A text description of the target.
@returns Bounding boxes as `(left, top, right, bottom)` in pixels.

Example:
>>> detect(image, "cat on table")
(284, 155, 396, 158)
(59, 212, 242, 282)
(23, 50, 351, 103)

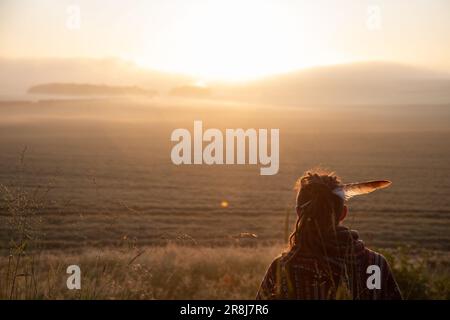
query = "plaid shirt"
(256, 234, 402, 300)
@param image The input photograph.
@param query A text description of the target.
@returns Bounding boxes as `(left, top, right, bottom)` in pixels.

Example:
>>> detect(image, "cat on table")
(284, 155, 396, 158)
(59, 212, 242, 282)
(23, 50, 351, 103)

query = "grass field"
(0, 98, 449, 299)
(1, 244, 449, 300)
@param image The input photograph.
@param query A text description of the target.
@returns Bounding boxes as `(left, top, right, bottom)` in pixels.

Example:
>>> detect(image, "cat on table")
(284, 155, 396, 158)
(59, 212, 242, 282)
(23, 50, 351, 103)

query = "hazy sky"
(1, 0, 449, 80)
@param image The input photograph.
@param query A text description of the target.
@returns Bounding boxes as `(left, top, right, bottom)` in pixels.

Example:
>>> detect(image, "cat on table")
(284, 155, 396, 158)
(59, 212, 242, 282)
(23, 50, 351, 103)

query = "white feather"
(333, 180, 392, 200)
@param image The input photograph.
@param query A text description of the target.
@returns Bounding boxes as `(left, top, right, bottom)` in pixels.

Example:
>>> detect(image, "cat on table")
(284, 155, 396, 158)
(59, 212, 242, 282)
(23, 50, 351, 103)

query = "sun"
(134, 1, 316, 81)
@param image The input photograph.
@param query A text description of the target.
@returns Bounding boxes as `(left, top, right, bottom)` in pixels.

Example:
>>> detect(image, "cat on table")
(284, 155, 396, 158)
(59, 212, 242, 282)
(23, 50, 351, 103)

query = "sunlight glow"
(3, 0, 450, 81)
(134, 1, 323, 81)
(220, 200, 229, 208)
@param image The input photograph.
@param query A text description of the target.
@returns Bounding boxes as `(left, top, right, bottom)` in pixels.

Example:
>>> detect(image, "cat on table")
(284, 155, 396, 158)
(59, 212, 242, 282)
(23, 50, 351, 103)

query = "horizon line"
(1, 55, 449, 83)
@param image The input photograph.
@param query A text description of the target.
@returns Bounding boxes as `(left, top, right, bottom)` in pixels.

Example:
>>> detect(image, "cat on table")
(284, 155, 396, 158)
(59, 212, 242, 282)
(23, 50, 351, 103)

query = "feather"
(333, 180, 392, 200)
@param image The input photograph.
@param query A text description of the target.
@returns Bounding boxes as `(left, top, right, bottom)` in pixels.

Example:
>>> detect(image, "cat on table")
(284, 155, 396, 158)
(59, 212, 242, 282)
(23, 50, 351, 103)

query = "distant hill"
(218, 62, 450, 105)
(28, 83, 157, 97)
(0, 57, 192, 95)
(2, 57, 450, 105)
(169, 85, 211, 98)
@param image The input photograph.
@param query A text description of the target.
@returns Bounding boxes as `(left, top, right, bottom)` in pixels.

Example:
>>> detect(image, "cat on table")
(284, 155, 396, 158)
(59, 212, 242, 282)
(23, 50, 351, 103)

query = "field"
(1, 245, 449, 300)
(0, 97, 449, 299)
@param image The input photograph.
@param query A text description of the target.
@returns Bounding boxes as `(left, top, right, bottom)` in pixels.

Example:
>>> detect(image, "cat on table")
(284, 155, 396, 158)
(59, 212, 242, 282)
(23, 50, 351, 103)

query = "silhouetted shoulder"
(359, 248, 403, 300)
(255, 255, 284, 300)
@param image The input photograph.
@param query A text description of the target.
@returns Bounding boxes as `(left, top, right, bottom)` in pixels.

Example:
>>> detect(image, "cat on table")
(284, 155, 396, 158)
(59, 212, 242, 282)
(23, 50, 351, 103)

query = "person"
(256, 169, 402, 300)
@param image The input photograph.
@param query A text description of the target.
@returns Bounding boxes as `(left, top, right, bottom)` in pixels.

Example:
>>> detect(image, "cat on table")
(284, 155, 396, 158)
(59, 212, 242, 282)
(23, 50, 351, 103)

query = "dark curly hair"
(289, 169, 345, 254)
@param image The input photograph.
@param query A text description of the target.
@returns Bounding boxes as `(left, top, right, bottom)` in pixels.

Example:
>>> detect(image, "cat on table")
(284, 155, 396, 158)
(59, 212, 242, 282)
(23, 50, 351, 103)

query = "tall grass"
(0, 149, 51, 299)
(0, 243, 448, 299)
(0, 154, 448, 300)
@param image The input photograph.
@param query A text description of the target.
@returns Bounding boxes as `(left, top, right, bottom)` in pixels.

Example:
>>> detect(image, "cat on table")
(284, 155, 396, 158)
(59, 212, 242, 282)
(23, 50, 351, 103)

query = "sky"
(1, 0, 450, 80)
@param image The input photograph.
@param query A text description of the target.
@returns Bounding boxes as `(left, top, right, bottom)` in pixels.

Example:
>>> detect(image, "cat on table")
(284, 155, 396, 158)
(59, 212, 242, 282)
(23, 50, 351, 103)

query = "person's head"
(289, 169, 347, 253)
